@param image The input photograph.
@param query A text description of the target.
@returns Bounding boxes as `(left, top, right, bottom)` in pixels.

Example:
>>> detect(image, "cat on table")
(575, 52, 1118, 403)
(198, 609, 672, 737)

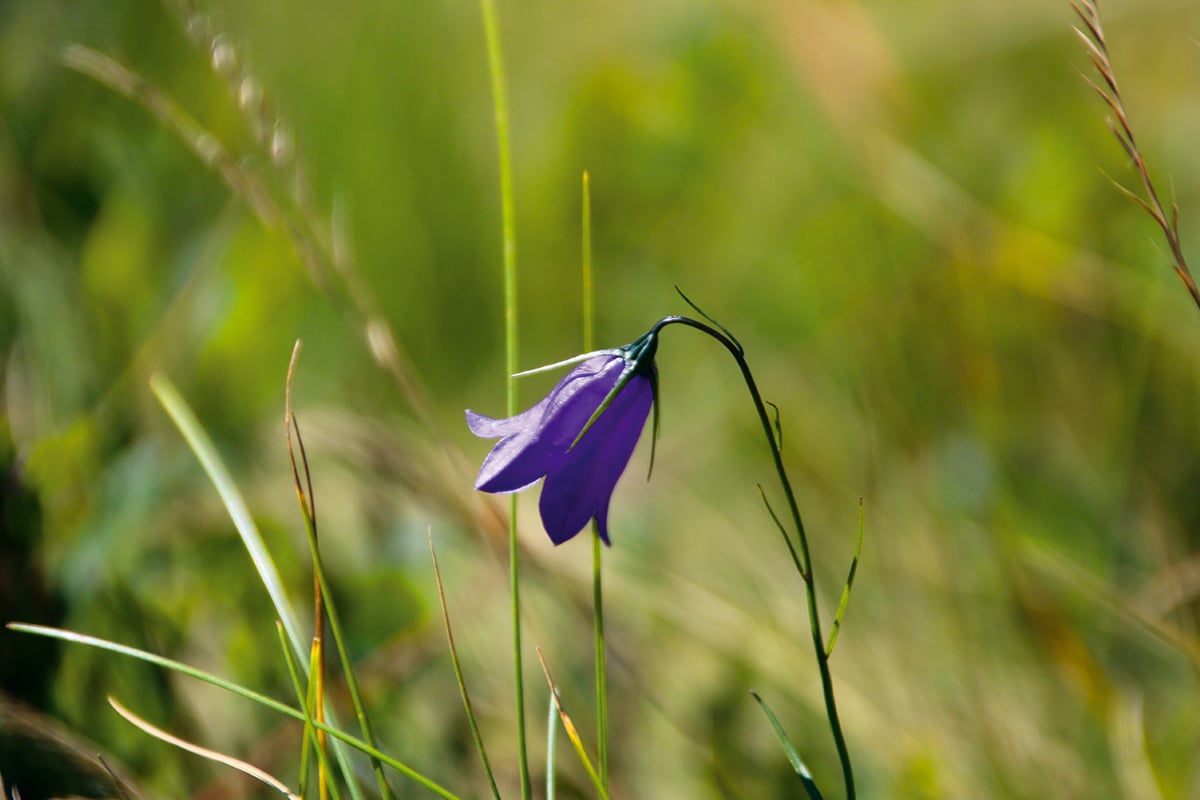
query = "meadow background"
(2, 0, 1200, 797)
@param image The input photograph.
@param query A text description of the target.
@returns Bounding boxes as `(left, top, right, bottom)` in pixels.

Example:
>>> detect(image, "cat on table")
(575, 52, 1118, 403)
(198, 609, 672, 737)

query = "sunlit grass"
(2, 0, 1200, 797)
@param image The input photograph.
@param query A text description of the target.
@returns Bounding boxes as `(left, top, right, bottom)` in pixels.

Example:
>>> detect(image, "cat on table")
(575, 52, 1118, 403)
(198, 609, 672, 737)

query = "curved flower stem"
(651, 314, 856, 799)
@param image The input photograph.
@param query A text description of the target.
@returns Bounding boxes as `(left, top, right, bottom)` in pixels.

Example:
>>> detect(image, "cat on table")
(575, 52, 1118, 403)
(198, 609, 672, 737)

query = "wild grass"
(1, 0, 1200, 798)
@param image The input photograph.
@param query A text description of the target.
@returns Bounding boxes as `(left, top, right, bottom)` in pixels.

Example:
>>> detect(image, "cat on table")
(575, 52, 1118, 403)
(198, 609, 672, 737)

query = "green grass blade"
(9, 623, 461, 799)
(751, 692, 825, 800)
(591, 526, 609, 790)
(536, 649, 610, 800)
(150, 373, 304, 654)
(582, 170, 609, 792)
(757, 485, 807, 580)
(429, 533, 501, 799)
(826, 499, 865, 658)
(10, 622, 295, 717)
(311, 542, 393, 798)
(286, 371, 394, 800)
(478, 0, 530, 795)
(150, 373, 367, 800)
(276, 622, 343, 800)
(582, 170, 594, 353)
(546, 694, 558, 800)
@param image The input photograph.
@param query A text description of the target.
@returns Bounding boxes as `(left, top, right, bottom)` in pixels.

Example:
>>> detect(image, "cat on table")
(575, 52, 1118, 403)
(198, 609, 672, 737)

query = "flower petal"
(474, 429, 550, 493)
(538, 373, 652, 544)
(467, 356, 627, 495)
(466, 404, 545, 439)
(530, 357, 624, 450)
(585, 376, 655, 545)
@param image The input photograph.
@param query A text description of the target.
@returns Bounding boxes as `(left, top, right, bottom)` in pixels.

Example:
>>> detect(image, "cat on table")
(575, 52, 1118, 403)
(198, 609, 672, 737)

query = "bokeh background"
(3, 0, 1200, 797)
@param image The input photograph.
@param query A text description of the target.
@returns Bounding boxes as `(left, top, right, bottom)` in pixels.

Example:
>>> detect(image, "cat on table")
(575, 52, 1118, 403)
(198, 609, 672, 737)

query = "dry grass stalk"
(1072, 0, 1200, 312)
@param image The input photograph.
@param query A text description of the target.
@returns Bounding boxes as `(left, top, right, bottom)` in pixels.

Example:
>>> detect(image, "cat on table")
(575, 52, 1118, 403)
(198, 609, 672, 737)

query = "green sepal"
(569, 331, 659, 451)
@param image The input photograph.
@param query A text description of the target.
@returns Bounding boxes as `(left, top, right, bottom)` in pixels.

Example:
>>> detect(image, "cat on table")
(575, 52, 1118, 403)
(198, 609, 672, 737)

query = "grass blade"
(757, 485, 807, 580)
(536, 649, 610, 800)
(478, 0, 531, 793)
(546, 694, 558, 800)
(750, 692, 824, 800)
(150, 373, 366, 800)
(582, 169, 609, 791)
(276, 622, 343, 800)
(150, 373, 304, 653)
(108, 697, 299, 799)
(8, 623, 461, 799)
(429, 532, 501, 799)
(286, 345, 394, 800)
(826, 498, 865, 657)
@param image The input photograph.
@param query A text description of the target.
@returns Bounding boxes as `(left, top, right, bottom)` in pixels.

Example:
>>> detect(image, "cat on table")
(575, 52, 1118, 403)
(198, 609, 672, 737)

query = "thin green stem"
(582, 170, 609, 789)
(582, 170, 595, 353)
(277, 623, 343, 800)
(508, 503, 528, 799)
(546, 695, 558, 800)
(429, 534, 502, 799)
(479, 0, 530, 795)
(592, 528, 609, 787)
(650, 314, 855, 799)
(306, 509, 395, 797)
(537, 649, 611, 800)
(286, 353, 394, 800)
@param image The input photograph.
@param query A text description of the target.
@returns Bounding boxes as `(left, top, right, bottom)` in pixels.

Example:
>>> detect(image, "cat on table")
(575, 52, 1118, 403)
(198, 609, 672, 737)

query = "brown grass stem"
(1072, 0, 1200, 312)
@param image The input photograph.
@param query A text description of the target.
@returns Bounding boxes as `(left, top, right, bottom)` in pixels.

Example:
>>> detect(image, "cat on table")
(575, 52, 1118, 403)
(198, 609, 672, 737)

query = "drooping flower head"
(466, 332, 659, 546)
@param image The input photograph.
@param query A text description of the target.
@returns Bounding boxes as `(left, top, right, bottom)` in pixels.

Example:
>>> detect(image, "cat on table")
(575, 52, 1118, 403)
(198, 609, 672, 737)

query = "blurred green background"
(3, 0, 1200, 797)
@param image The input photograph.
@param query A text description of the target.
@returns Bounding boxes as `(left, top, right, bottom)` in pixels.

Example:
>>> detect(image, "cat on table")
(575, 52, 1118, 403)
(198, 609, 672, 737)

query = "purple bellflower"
(466, 333, 659, 546)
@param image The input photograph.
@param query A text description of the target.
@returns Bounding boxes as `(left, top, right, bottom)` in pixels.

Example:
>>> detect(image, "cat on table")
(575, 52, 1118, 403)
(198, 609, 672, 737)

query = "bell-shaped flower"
(466, 340, 658, 545)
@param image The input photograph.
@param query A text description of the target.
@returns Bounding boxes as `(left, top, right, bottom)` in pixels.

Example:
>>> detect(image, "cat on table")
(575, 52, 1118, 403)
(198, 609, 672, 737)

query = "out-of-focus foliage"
(2, 0, 1200, 797)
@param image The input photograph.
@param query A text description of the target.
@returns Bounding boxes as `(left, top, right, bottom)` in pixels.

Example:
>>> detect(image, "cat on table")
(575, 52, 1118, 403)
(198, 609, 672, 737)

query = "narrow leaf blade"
(751, 692, 825, 800)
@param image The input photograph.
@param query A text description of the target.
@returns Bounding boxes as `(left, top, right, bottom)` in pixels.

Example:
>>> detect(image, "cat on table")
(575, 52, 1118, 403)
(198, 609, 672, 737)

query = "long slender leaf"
(478, 0, 531, 794)
(109, 697, 299, 799)
(826, 499, 866, 657)
(751, 692, 824, 800)
(9, 623, 461, 800)
(276, 622, 343, 800)
(429, 532, 501, 799)
(150, 373, 304, 653)
(536, 649, 610, 800)
(546, 695, 558, 800)
(286, 347, 394, 800)
(582, 169, 609, 792)
(150, 373, 367, 800)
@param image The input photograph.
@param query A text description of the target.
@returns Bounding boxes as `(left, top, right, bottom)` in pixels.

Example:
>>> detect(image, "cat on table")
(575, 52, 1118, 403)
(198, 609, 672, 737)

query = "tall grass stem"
(429, 533, 502, 799)
(582, 171, 610, 789)
(277, 622, 343, 800)
(478, 1, 531, 795)
(286, 347, 395, 799)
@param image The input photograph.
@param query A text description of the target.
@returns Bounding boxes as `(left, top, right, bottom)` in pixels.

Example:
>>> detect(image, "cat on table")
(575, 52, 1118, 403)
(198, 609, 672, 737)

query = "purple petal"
(585, 377, 655, 544)
(467, 356, 626, 495)
(528, 357, 624, 450)
(466, 403, 546, 439)
(538, 373, 653, 544)
(474, 429, 550, 493)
